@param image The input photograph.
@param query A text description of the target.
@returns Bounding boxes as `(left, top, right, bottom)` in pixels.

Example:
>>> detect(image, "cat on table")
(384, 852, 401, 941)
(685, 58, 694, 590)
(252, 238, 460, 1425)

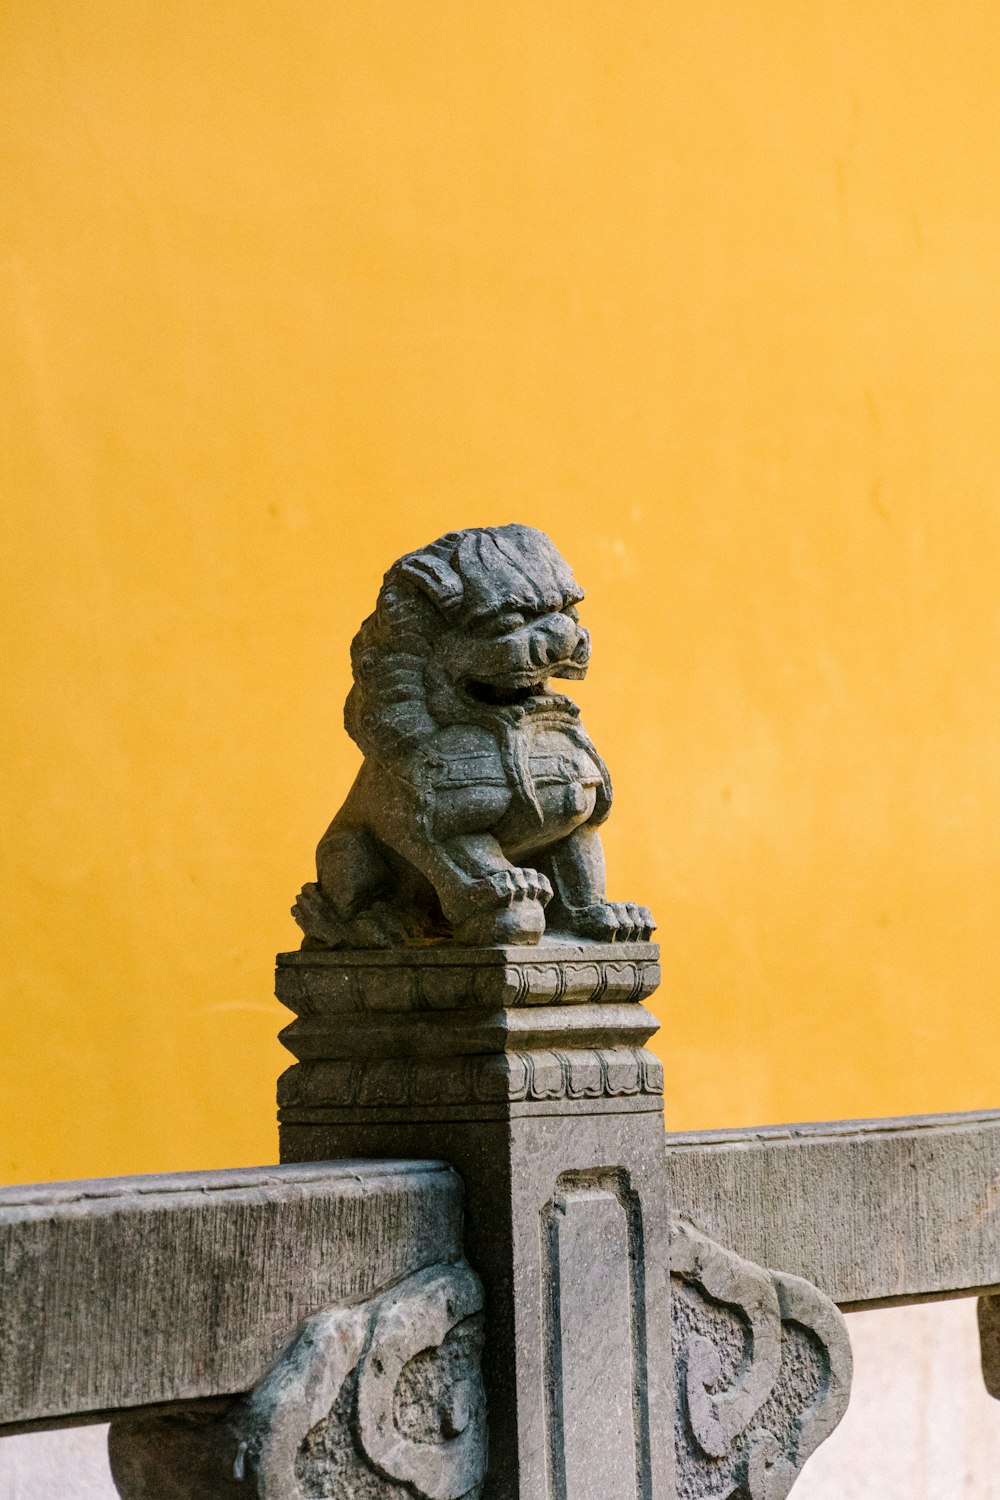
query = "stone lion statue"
(293, 524, 655, 948)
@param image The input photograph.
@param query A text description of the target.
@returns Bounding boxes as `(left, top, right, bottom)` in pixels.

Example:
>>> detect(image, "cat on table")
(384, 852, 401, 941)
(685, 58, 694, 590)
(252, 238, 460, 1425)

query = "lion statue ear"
(395, 536, 465, 615)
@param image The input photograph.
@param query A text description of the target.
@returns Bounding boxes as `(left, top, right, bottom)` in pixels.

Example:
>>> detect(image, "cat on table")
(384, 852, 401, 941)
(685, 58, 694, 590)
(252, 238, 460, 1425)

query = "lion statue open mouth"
(292, 523, 655, 948)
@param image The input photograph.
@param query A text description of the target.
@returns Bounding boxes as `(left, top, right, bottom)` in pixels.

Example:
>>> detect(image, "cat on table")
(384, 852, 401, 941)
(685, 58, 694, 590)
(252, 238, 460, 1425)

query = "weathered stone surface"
(665, 1111, 1000, 1308)
(277, 949, 672, 1500)
(277, 944, 672, 1497)
(0, 1161, 462, 1430)
(671, 1221, 852, 1500)
(291, 524, 655, 950)
(108, 1261, 487, 1500)
(545, 1170, 651, 1500)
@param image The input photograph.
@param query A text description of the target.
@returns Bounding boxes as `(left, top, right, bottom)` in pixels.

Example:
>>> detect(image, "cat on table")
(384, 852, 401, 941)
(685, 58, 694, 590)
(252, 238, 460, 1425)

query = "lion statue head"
(345, 524, 592, 763)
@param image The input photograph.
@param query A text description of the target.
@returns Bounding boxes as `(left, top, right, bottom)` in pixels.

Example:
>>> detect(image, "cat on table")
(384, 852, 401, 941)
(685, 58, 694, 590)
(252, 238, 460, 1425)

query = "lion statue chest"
(421, 711, 604, 857)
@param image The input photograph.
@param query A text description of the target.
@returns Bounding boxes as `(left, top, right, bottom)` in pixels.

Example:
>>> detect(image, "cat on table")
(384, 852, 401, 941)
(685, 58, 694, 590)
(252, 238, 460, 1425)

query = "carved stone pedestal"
(277, 941, 675, 1500)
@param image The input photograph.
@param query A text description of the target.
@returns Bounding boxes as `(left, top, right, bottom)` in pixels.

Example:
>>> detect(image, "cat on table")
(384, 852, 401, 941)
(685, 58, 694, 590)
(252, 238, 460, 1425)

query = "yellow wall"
(4, 1, 1000, 1184)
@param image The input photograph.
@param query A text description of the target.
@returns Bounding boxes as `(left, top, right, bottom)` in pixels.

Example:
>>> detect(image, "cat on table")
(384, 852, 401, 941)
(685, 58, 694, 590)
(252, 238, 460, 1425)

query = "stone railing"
(3, 947, 1000, 1498)
(0, 1160, 485, 1497)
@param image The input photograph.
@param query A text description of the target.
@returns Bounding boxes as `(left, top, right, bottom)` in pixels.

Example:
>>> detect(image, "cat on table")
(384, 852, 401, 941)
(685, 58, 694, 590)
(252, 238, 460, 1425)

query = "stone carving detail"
(109, 1262, 487, 1500)
(276, 947, 661, 1016)
(671, 1220, 852, 1500)
(290, 524, 655, 949)
(279, 1047, 664, 1112)
(276, 944, 665, 1126)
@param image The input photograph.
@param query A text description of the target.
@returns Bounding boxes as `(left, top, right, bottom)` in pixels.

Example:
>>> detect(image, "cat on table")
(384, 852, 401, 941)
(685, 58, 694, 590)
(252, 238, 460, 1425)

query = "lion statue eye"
(492, 610, 526, 633)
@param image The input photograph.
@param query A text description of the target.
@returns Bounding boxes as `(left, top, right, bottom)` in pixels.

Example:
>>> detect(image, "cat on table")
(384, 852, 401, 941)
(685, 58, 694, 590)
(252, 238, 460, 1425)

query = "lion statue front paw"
(455, 867, 553, 947)
(470, 867, 554, 910)
(566, 901, 656, 944)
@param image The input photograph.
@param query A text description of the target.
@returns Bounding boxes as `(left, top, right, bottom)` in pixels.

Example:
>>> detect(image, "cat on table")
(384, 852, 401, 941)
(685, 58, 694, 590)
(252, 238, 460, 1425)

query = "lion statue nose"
(570, 628, 590, 666)
(537, 613, 586, 667)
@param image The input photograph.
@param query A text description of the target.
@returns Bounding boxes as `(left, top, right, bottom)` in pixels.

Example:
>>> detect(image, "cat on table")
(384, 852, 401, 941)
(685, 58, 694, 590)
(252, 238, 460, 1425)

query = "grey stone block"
(665, 1111, 1000, 1308)
(276, 943, 663, 1126)
(0, 1161, 462, 1430)
(977, 1293, 1000, 1400)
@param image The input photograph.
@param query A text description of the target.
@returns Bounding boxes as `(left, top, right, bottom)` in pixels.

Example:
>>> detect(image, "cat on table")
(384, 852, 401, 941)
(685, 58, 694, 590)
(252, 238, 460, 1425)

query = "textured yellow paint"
(3, 2, 1000, 1183)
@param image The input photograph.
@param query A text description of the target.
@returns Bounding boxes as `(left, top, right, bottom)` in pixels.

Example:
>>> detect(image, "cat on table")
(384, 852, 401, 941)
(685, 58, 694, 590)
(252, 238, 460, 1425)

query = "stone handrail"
(665, 1109, 1000, 1308)
(0, 1159, 463, 1434)
(5, 529, 997, 1496)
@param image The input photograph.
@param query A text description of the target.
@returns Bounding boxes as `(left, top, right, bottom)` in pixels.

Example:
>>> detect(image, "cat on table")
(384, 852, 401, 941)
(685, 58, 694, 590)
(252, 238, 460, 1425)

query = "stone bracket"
(108, 1261, 487, 1500)
(671, 1220, 852, 1499)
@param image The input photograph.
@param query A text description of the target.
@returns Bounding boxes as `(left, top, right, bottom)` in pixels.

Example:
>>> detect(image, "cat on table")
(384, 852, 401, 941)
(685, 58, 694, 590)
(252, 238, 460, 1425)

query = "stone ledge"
(278, 1001, 659, 1061)
(665, 1110, 1000, 1308)
(276, 941, 660, 1014)
(278, 1046, 665, 1113)
(279, 1095, 665, 1125)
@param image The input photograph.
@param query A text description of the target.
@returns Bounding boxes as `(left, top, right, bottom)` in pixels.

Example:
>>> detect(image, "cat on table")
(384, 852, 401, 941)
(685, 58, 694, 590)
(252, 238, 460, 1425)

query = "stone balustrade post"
(277, 941, 675, 1500)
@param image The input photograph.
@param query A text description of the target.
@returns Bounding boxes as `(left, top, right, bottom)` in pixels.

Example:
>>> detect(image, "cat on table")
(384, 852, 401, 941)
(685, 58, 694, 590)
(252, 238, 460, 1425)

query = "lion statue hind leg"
(294, 822, 446, 950)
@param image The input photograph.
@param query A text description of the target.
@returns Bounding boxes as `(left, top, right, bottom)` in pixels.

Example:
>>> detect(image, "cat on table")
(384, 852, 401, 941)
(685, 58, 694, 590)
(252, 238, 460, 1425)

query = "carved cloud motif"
(109, 1262, 487, 1500)
(671, 1221, 852, 1500)
(245, 1261, 487, 1500)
